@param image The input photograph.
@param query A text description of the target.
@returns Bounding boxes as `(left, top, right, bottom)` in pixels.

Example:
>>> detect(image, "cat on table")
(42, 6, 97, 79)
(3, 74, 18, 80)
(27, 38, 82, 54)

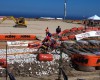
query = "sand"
(0, 19, 83, 40)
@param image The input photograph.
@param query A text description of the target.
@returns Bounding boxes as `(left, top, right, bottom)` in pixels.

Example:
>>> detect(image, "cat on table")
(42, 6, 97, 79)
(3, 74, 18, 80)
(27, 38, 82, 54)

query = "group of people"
(45, 26, 61, 36)
(42, 26, 61, 49)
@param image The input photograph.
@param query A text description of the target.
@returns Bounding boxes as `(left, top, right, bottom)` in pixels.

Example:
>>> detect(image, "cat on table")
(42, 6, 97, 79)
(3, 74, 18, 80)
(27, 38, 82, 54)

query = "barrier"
(70, 27, 77, 32)
(60, 36, 69, 41)
(72, 53, 100, 67)
(77, 26, 84, 31)
(75, 31, 100, 41)
(68, 35, 75, 40)
(0, 34, 37, 41)
(28, 41, 41, 48)
(62, 29, 70, 34)
(52, 27, 100, 41)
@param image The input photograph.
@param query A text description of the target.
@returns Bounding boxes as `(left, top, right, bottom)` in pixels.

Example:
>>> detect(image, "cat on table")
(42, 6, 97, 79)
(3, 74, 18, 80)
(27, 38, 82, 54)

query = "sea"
(0, 13, 87, 20)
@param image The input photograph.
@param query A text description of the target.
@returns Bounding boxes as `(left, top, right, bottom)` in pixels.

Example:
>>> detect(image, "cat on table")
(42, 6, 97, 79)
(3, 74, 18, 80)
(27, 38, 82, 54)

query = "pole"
(64, 0, 67, 20)
(58, 47, 62, 80)
(6, 41, 7, 80)
(57, 45, 68, 80)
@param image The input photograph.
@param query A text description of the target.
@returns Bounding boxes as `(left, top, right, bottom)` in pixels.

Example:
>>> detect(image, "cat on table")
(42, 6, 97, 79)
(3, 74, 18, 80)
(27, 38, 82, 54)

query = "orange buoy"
(0, 34, 36, 41)
(37, 54, 53, 61)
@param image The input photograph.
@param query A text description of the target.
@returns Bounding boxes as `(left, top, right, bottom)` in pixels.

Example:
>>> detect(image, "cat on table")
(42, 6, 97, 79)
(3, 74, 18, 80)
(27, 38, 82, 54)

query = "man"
(56, 26, 61, 34)
(45, 27, 49, 36)
(42, 35, 56, 50)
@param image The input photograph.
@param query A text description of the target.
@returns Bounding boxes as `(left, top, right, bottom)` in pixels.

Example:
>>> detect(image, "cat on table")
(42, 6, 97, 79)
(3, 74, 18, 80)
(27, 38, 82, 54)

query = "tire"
(47, 47, 53, 52)
(55, 47, 61, 54)
(71, 60, 96, 72)
(71, 61, 79, 70)
(13, 25, 17, 27)
(78, 65, 95, 72)
(13, 24, 27, 28)
(95, 66, 100, 70)
(38, 47, 46, 53)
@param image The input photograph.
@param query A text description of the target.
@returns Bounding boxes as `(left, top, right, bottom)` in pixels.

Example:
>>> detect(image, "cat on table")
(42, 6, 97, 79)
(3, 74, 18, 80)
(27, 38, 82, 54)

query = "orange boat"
(0, 34, 37, 41)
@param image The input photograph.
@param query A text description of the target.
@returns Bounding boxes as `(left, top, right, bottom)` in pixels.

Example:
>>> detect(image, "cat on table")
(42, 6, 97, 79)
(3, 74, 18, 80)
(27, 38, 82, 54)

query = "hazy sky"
(0, 0, 100, 19)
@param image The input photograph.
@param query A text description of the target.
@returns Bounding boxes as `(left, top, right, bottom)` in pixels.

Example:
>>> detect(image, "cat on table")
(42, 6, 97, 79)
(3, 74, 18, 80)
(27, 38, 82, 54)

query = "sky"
(0, 0, 100, 19)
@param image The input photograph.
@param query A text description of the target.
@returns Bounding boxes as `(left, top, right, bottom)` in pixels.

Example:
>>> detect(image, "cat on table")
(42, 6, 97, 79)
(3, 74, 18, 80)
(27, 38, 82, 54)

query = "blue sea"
(0, 13, 86, 20)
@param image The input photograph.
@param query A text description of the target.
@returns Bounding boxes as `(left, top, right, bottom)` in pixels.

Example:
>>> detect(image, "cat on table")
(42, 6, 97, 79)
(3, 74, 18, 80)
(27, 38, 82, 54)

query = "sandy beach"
(0, 19, 83, 40)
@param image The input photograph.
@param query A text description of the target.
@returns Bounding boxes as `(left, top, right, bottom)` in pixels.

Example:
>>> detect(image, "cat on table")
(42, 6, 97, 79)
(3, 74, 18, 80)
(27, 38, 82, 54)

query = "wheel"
(55, 47, 61, 54)
(38, 47, 46, 53)
(95, 66, 100, 70)
(78, 65, 95, 72)
(13, 24, 27, 28)
(13, 25, 17, 27)
(71, 61, 79, 70)
(47, 47, 53, 52)
(71, 61, 95, 72)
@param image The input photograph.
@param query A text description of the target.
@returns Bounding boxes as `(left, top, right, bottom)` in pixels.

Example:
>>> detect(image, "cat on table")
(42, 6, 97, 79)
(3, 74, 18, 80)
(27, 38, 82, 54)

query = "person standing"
(56, 26, 61, 34)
